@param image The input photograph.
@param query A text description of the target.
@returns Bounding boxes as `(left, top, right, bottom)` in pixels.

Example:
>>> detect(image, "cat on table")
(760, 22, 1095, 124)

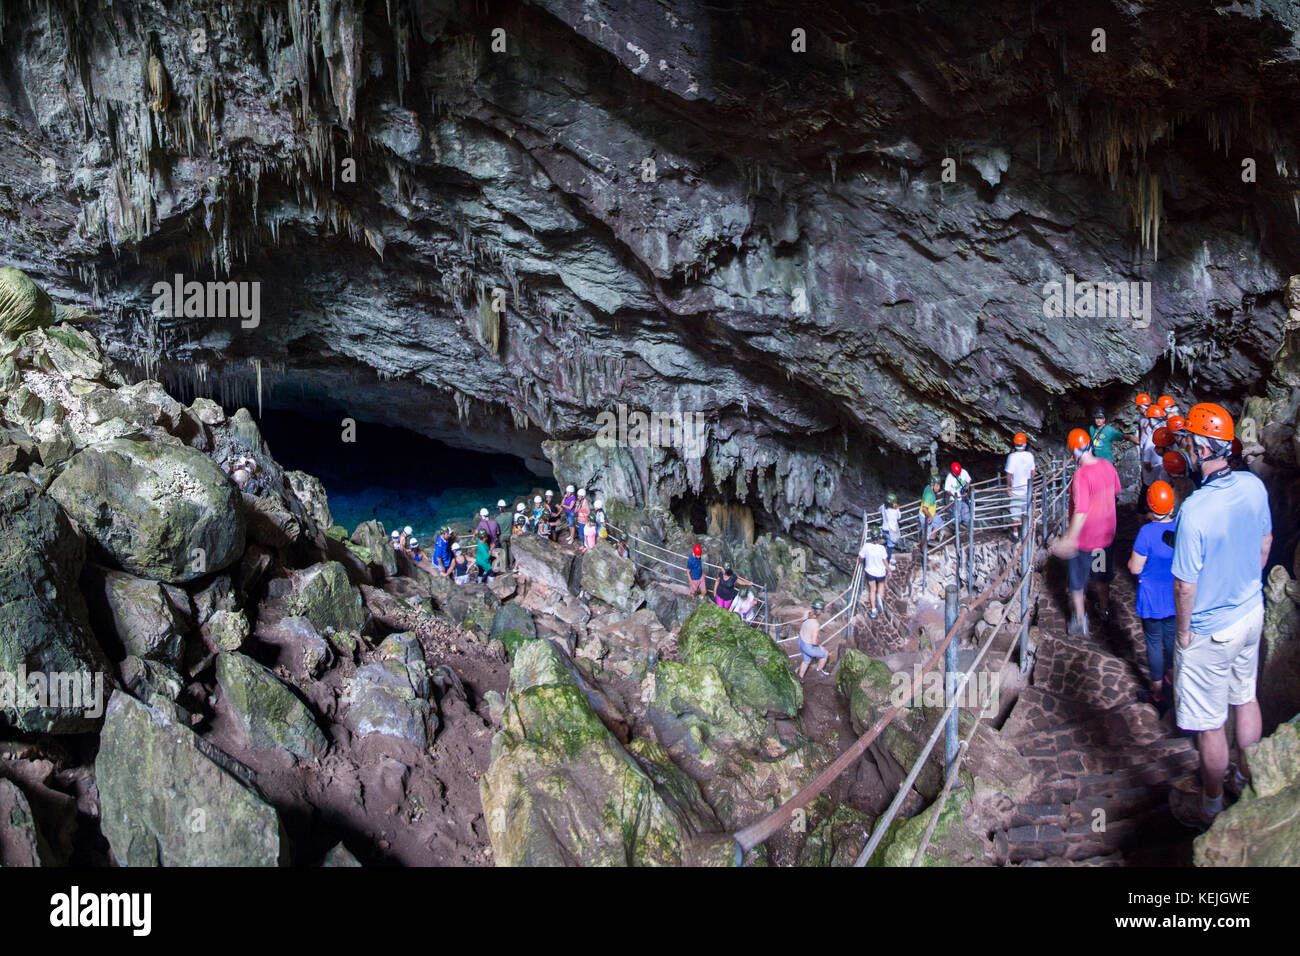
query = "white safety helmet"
(408, 538, 419, 548)
(390, 530, 400, 539)
(566, 484, 575, 493)
(593, 499, 603, 510)
(451, 542, 461, 551)
(479, 508, 489, 518)
(404, 526, 413, 535)
(533, 495, 542, 504)
(577, 488, 586, 498)
(545, 490, 554, 498)
(516, 502, 526, 512)
(497, 499, 506, 508)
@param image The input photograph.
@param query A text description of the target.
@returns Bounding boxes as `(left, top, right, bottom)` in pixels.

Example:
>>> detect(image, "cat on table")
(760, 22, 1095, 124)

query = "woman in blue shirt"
(1127, 481, 1178, 707)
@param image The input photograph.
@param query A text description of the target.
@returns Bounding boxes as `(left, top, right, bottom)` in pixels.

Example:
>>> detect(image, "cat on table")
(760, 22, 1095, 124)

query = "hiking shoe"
(1169, 786, 1218, 832)
(870, 609, 878, 619)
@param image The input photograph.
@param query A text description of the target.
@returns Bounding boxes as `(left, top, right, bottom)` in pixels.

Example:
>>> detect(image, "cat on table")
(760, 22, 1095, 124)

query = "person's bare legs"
(1197, 725, 1230, 800)
(1069, 588, 1086, 629)
(798, 659, 810, 679)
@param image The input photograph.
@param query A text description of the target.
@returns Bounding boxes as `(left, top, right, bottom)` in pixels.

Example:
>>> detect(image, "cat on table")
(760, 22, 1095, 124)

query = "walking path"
(992, 507, 1198, 865)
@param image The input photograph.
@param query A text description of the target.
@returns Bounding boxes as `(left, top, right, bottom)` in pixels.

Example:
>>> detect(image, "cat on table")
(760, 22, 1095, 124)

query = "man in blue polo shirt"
(1168, 403, 1272, 830)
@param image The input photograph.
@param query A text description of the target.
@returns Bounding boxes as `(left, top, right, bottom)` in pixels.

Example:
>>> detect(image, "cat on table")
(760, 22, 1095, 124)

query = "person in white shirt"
(879, 493, 902, 569)
(944, 462, 972, 527)
(731, 588, 758, 623)
(857, 527, 890, 618)
(1004, 433, 1037, 537)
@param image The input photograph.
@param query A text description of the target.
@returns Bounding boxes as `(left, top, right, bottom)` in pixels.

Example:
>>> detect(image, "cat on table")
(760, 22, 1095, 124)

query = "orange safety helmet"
(1146, 480, 1175, 516)
(950, 461, 962, 476)
(1156, 395, 1176, 409)
(1135, 393, 1152, 407)
(1185, 402, 1233, 441)
(1145, 406, 1166, 419)
(1165, 414, 1186, 433)
(1067, 428, 1091, 451)
(1152, 427, 1173, 448)
(1013, 432, 1028, 446)
(1162, 450, 1187, 475)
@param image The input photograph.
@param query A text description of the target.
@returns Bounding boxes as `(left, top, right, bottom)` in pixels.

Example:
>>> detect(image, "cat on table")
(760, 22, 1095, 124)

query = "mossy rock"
(679, 602, 801, 717)
(96, 692, 282, 866)
(1195, 714, 1300, 866)
(799, 804, 874, 867)
(0, 267, 54, 336)
(216, 652, 328, 759)
(47, 438, 245, 583)
(284, 561, 365, 634)
(481, 639, 701, 866)
(869, 787, 988, 867)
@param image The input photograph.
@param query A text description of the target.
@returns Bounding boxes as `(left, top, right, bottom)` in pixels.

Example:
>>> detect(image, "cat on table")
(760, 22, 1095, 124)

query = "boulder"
(241, 492, 303, 550)
(868, 787, 992, 866)
(645, 581, 690, 630)
(490, 602, 537, 644)
(0, 266, 54, 335)
(345, 633, 436, 747)
(216, 652, 328, 760)
(205, 608, 250, 652)
(0, 779, 42, 866)
(678, 602, 801, 717)
(118, 655, 184, 709)
(286, 469, 333, 530)
(96, 691, 282, 866)
(799, 804, 874, 867)
(651, 659, 766, 755)
(837, 649, 943, 798)
(480, 639, 710, 866)
(322, 843, 363, 867)
(1195, 714, 1300, 866)
(0, 474, 108, 733)
(253, 615, 332, 679)
(578, 544, 644, 612)
(272, 561, 366, 634)
(48, 438, 245, 583)
(1259, 566, 1300, 730)
(351, 520, 398, 577)
(85, 566, 190, 666)
(512, 533, 575, 593)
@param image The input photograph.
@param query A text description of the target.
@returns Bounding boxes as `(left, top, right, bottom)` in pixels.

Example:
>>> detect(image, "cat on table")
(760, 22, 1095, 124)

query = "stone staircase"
(990, 514, 1199, 865)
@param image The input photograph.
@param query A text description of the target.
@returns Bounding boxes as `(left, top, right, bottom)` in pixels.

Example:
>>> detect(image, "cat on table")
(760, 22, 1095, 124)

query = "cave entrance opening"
(255, 408, 554, 543)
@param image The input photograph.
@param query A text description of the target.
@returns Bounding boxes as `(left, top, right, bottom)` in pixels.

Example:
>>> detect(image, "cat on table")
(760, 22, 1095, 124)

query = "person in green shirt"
(475, 531, 496, 583)
(1088, 407, 1138, 462)
(920, 473, 943, 539)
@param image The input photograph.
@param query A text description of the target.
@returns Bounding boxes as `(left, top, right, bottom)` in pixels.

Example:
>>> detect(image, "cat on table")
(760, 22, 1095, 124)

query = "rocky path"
(992, 510, 1199, 865)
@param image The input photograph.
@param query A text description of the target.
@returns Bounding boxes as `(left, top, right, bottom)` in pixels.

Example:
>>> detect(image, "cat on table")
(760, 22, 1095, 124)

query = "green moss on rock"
(679, 602, 801, 716)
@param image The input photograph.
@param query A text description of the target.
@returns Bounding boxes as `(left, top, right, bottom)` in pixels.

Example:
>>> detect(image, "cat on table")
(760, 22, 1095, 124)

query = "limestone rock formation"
(96, 691, 283, 866)
(0, 473, 108, 734)
(481, 638, 714, 866)
(49, 439, 246, 584)
(216, 652, 329, 760)
(1195, 714, 1300, 867)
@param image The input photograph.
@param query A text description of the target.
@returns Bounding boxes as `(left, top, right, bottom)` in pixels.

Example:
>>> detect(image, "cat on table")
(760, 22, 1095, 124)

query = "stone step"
(997, 807, 1165, 863)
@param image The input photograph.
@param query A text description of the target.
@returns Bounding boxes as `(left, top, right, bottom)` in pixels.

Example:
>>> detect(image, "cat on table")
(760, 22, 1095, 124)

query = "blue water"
(255, 409, 553, 544)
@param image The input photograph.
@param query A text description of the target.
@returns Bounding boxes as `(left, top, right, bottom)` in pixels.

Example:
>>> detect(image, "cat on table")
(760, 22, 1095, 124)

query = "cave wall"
(1, 0, 1299, 563)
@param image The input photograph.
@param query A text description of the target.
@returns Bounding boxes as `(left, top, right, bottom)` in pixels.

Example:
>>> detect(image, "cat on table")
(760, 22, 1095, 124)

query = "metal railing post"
(1019, 489, 1034, 673)
(944, 584, 960, 777)
(967, 483, 976, 594)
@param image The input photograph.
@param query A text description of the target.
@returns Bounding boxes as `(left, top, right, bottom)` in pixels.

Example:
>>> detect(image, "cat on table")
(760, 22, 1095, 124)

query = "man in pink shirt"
(1050, 428, 1122, 637)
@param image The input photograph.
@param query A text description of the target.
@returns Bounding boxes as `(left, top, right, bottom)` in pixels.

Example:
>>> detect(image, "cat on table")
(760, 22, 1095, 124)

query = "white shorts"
(1174, 602, 1263, 732)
